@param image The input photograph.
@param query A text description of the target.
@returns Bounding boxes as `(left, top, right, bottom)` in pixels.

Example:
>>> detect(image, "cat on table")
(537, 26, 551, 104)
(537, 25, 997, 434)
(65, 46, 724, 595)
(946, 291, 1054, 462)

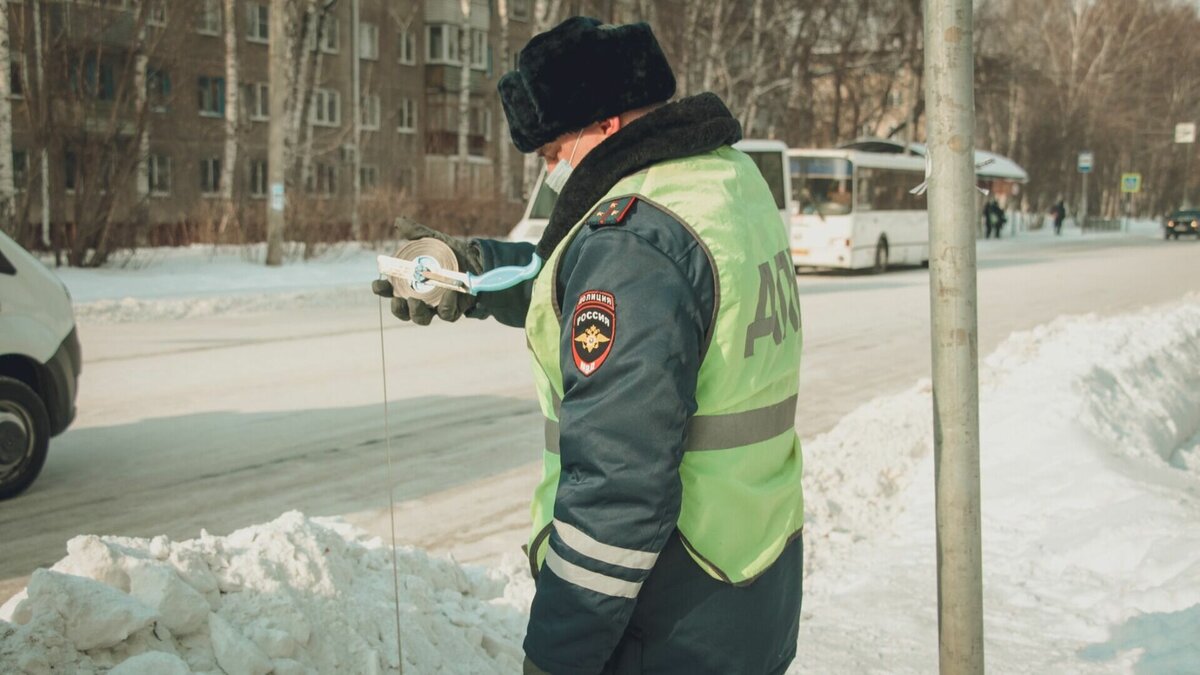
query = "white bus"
(788, 140, 1030, 272)
(508, 139, 792, 245)
(788, 148, 928, 272)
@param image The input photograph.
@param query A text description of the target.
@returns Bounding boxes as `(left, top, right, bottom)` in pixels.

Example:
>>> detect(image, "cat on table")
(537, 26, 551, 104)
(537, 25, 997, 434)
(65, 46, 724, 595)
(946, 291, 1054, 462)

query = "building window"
(471, 29, 487, 69)
(249, 159, 268, 197)
(397, 97, 416, 133)
(311, 88, 340, 126)
(200, 157, 221, 195)
(70, 57, 116, 101)
(12, 150, 27, 191)
(426, 24, 459, 65)
(197, 0, 220, 35)
(398, 29, 417, 65)
(359, 22, 378, 59)
(10, 55, 23, 99)
(360, 165, 378, 191)
(319, 15, 339, 53)
(243, 82, 268, 121)
(147, 66, 170, 112)
(247, 3, 270, 43)
(510, 0, 530, 20)
(198, 76, 225, 117)
(306, 162, 336, 196)
(360, 93, 380, 130)
(64, 150, 77, 191)
(148, 154, 171, 195)
(148, 2, 167, 26)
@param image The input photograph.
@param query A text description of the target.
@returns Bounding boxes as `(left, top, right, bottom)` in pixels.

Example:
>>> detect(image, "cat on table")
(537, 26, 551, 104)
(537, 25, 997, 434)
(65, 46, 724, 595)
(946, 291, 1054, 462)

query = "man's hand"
(371, 218, 483, 325)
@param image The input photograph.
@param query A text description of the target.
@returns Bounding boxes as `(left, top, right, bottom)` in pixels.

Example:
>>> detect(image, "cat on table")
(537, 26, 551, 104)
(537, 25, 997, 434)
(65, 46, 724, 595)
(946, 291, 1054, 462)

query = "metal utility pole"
(266, 0, 289, 266)
(923, 0, 984, 672)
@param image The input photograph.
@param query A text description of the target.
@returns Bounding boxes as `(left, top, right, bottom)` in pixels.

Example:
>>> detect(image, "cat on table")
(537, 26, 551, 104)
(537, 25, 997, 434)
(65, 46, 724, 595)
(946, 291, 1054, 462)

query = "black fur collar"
(535, 93, 743, 260)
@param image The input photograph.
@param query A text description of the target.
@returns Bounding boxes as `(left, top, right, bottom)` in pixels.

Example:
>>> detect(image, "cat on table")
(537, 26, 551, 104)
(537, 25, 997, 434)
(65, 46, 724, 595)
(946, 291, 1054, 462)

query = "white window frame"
(198, 76, 224, 118)
(311, 88, 341, 127)
(148, 154, 171, 196)
(397, 97, 416, 133)
(360, 164, 379, 191)
(426, 24, 460, 65)
(398, 29, 417, 65)
(471, 29, 487, 70)
(360, 93, 380, 130)
(247, 3, 270, 44)
(359, 22, 378, 60)
(147, 65, 170, 112)
(307, 162, 337, 197)
(200, 157, 221, 196)
(249, 159, 268, 198)
(148, 2, 167, 27)
(319, 15, 340, 53)
(197, 0, 221, 36)
(244, 82, 269, 121)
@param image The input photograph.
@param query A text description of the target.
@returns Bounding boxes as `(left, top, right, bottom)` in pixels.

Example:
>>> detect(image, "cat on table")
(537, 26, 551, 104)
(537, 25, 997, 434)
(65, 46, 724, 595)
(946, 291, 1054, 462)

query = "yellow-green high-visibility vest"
(525, 147, 804, 584)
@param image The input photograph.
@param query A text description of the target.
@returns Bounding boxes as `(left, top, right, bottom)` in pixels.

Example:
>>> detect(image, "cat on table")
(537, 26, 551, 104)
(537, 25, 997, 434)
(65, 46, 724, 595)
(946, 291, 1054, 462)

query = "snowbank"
(1, 512, 532, 674)
(4, 296, 1199, 673)
(49, 244, 389, 323)
(798, 294, 1200, 672)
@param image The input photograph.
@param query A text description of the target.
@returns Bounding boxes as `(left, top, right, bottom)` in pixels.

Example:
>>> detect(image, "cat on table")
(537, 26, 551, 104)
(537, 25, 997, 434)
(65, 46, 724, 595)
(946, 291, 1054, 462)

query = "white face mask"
(544, 130, 584, 194)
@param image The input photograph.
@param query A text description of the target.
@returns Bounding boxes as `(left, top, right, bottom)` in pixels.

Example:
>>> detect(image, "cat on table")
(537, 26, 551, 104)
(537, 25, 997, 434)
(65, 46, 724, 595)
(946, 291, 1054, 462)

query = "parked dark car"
(1165, 210, 1200, 239)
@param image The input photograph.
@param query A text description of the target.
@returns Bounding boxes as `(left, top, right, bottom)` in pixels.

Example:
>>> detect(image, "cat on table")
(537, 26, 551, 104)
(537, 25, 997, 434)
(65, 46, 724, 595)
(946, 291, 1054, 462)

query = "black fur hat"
(498, 17, 676, 153)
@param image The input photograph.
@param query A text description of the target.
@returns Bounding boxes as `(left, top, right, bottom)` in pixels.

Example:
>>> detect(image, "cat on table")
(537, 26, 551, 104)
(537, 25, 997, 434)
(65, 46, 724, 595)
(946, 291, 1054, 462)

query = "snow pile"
(0, 512, 532, 674)
(49, 244, 390, 323)
(798, 294, 1200, 672)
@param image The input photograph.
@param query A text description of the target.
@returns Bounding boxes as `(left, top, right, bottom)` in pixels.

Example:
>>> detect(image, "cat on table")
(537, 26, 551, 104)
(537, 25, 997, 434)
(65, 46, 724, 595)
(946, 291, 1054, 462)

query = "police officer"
(374, 17, 804, 674)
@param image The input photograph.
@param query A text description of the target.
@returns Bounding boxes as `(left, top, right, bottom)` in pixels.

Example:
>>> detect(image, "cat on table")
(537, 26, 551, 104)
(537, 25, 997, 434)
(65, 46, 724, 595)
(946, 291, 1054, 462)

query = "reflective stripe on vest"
(543, 394, 799, 455)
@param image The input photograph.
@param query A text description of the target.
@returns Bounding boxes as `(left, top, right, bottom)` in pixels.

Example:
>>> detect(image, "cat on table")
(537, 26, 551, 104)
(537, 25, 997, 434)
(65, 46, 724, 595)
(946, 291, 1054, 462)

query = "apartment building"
(3, 0, 533, 237)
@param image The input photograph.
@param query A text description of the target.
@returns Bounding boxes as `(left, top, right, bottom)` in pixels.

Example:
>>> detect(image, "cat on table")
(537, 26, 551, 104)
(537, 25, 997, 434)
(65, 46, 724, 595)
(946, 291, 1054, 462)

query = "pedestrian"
(1051, 197, 1066, 236)
(372, 17, 804, 675)
(984, 196, 1006, 239)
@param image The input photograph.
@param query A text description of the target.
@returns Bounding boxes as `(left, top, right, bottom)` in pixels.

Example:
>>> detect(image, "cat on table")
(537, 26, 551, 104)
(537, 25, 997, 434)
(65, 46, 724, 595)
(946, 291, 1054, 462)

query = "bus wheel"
(873, 239, 890, 274)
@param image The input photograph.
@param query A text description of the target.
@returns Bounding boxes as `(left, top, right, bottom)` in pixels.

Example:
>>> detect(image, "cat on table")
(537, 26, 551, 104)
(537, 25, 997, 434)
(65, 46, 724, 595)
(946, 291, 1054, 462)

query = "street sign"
(270, 183, 285, 212)
(1077, 151, 1094, 174)
(1121, 173, 1142, 194)
(1177, 123, 1196, 144)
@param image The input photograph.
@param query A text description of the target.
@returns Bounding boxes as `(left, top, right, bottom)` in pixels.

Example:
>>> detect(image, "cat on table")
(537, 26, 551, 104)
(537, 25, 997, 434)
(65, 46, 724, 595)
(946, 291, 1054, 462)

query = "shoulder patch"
(585, 196, 638, 227)
(571, 290, 616, 376)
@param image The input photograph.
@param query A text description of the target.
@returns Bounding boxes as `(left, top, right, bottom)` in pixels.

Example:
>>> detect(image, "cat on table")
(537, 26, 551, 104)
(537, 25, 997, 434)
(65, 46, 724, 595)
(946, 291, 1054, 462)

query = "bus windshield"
(791, 157, 853, 216)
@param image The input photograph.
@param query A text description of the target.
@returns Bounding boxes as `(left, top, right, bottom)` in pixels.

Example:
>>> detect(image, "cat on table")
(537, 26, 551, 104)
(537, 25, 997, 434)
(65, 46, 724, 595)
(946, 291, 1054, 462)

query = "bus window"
(791, 157, 853, 216)
(856, 168, 926, 212)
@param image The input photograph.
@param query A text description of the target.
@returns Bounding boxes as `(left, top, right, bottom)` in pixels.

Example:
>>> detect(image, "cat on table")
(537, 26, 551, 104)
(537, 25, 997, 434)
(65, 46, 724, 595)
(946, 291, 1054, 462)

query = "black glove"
(371, 218, 483, 326)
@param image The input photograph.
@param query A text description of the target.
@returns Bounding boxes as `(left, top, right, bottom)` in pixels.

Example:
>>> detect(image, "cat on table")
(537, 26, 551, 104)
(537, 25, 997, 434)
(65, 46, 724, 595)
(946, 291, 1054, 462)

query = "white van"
(0, 230, 80, 499)
(508, 139, 793, 244)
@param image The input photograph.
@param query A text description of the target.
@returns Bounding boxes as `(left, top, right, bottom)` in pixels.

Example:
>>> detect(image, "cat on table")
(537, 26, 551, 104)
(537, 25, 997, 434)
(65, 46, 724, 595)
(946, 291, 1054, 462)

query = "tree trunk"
(32, 0, 48, 246)
(220, 0, 240, 234)
(0, 0, 15, 222)
(496, 0, 511, 201)
(350, 0, 361, 238)
(456, 0, 472, 194)
(267, 0, 294, 266)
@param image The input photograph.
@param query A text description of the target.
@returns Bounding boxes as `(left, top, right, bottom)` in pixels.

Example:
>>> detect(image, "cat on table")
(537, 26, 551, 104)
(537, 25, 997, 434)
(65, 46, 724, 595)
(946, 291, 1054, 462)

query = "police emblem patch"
(571, 290, 616, 376)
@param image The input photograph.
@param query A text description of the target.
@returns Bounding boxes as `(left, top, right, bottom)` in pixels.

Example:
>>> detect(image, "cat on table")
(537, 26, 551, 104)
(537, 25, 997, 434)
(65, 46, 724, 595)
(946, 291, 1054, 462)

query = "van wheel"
(0, 377, 50, 500)
(873, 239, 890, 274)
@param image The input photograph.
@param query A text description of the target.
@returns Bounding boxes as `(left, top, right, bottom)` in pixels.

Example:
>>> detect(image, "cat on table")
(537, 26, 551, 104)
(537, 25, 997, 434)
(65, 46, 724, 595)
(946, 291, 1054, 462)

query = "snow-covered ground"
(4, 293, 1198, 673)
(3, 223, 1199, 673)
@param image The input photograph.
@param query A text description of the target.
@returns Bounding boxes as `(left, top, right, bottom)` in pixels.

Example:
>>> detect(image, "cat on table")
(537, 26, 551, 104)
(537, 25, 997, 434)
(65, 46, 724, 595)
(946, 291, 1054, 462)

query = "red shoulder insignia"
(571, 290, 616, 376)
(585, 196, 637, 227)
